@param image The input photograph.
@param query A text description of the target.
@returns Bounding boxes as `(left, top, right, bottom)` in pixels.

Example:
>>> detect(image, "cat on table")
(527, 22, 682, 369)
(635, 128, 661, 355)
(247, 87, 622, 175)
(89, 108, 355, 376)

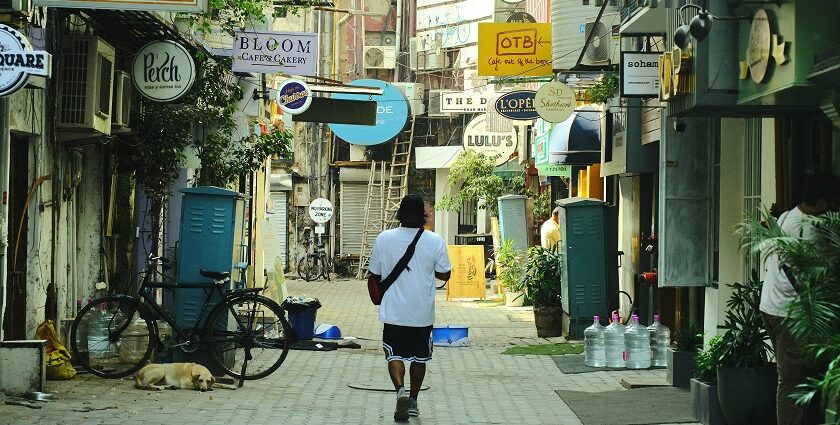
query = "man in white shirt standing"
(760, 172, 840, 425)
(540, 207, 561, 250)
(368, 195, 451, 422)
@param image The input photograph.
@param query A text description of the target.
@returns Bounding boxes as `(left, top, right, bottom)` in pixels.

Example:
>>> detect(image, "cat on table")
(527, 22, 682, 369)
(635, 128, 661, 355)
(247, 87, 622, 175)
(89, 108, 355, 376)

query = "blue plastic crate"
(432, 325, 469, 347)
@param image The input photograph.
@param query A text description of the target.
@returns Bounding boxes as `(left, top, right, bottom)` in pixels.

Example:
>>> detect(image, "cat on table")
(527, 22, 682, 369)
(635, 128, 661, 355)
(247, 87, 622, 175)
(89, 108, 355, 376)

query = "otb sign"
(132, 40, 196, 102)
(276, 79, 311, 115)
(478, 23, 552, 77)
(0, 24, 52, 98)
(494, 90, 538, 120)
(308, 198, 334, 224)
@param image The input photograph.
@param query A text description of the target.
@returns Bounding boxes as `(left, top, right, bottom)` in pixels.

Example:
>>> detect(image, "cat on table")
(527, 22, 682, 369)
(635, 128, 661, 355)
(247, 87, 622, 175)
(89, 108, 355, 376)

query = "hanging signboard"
(0, 25, 51, 98)
(506, 12, 537, 23)
(308, 198, 334, 223)
(478, 23, 552, 77)
(535, 82, 576, 123)
(232, 31, 318, 76)
(132, 40, 195, 103)
(462, 113, 517, 166)
(494, 89, 538, 120)
(620, 52, 660, 98)
(446, 245, 486, 301)
(34, 0, 205, 12)
(536, 163, 572, 177)
(328, 79, 409, 146)
(276, 79, 312, 115)
(441, 90, 497, 113)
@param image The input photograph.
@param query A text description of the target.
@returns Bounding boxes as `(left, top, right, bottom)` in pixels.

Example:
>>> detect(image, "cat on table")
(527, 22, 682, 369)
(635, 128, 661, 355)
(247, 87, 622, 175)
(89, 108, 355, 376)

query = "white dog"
(134, 362, 215, 392)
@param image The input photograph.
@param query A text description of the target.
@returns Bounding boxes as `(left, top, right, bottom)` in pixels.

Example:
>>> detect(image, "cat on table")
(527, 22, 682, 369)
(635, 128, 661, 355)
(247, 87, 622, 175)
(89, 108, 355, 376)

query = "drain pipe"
(0, 97, 10, 342)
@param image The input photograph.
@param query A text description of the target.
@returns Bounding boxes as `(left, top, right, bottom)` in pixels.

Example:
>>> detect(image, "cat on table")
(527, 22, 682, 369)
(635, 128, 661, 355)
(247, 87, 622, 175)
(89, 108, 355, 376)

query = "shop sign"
(462, 113, 517, 166)
(536, 163, 571, 178)
(276, 79, 311, 115)
(478, 23, 552, 77)
(494, 90, 538, 120)
(658, 47, 692, 102)
(441, 90, 496, 113)
(534, 82, 575, 123)
(506, 12, 536, 23)
(328, 79, 409, 146)
(739, 9, 789, 84)
(232, 31, 318, 76)
(132, 40, 195, 102)
(35, 0, 205, 12)
(621, 52, 660, 98)
(0, 25, 51, 98)
(308, 198, 333, 223)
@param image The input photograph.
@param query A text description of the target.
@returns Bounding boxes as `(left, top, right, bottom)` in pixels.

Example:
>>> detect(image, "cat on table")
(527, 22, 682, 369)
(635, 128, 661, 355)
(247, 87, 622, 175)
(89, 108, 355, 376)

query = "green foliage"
(587, 72, 619, 104)
(695, 336, 722, 383)
(497, 239, 526, 293)
(502, 342, 583, 356)
(740, 209, 840, 409)
(521, 246, 563, 307)
(435, 150, 526, 217)
(533, 190, 552, 222)
(184, 0, 317, 36)
(713, 270, 774, 368)
(673, 323, 704, 352)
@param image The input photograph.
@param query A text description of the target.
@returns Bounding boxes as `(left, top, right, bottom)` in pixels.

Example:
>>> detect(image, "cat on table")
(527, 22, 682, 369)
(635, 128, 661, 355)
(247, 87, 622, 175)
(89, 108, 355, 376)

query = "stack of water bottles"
(583, 313, 670, 369)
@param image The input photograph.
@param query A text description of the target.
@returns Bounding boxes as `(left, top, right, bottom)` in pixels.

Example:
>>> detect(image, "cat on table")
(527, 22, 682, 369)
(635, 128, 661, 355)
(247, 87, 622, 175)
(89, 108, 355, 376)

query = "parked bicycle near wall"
(297, 229, 331, 282)
(69, 254, 292, 382)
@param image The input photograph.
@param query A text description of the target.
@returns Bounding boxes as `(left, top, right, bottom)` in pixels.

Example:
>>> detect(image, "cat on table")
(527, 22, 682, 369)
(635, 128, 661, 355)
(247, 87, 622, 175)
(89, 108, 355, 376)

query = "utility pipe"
(0, 97, 9, 341)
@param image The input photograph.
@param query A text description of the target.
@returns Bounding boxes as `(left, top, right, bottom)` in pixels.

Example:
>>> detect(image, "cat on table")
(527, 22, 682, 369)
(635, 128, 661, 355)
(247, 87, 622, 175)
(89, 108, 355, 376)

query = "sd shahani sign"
(233, 31, 318, 77)
(0, 25, 51, 97)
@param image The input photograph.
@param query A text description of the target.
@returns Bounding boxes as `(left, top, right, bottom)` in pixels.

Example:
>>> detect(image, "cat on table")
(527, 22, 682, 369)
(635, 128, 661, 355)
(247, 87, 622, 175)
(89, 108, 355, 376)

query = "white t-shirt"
(759, 207, 813, 317)
(369, 227, 451, 327)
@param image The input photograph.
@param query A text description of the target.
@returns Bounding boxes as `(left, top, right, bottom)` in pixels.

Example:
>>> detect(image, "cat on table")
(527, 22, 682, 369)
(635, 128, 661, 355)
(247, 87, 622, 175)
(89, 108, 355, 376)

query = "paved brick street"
(0, 279, 698, 425)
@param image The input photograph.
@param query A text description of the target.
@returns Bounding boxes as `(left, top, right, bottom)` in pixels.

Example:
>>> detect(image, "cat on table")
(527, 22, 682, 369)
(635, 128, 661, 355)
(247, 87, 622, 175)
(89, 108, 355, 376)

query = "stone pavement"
(0, 278, 700, 425)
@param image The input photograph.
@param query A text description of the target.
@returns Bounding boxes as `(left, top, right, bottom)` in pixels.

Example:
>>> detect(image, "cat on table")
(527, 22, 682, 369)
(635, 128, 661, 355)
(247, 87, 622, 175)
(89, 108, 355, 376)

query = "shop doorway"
(4, 135, 28, 340)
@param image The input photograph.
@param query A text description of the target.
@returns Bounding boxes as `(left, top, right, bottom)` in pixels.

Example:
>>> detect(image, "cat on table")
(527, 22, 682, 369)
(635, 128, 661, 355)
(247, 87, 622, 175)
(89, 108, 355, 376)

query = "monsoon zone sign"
(233, 31, 318, 76)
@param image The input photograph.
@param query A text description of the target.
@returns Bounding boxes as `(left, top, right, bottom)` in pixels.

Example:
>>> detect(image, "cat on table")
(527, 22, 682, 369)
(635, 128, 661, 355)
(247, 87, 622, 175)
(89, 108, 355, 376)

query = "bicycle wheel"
(297, 255, 321, 282)
(204, 294, 291, 380)
(70, 296, 154, 378)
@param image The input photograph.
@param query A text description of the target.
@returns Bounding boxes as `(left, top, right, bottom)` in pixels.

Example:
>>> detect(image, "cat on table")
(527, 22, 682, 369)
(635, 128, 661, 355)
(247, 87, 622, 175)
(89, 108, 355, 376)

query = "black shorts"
(382, 324, 433, 363)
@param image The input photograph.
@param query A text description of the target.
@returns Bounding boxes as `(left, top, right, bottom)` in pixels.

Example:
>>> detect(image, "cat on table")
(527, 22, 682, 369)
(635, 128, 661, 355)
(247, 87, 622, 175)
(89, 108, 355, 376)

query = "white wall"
(617, 175, 640, 319)
(434, 168, 458, 244)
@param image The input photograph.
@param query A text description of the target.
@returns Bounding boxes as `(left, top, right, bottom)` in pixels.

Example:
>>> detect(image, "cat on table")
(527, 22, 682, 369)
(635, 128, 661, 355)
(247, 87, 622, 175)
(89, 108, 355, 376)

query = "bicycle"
(69, 254, 292, 381)
(297, 231, 331, 282)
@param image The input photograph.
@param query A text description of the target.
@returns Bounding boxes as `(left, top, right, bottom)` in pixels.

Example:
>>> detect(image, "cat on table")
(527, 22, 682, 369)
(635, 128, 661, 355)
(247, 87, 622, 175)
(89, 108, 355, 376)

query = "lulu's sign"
(739, 9, 789, 83)
(0, 25, 51, 97)
(658, 47, 692, 102)
(132, 41, 195, 102)
(462, 113, 517, 166)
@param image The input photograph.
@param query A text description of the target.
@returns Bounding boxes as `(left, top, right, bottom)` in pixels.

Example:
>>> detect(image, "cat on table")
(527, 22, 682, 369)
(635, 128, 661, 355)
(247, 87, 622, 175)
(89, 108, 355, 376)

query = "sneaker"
(407, 398, 419, 417)
(394, 388, 410, 422)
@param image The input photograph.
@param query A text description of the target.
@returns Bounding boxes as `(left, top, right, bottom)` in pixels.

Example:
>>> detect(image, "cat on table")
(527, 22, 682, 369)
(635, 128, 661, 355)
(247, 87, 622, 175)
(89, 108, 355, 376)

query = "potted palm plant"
(712, 271, 776, 425)
(668, 322, 703, 387)
(497, 239, 526, 307)
(739, 209, 840, 422)
(521, 246, 563, 337)
(691, 336, 726, 425)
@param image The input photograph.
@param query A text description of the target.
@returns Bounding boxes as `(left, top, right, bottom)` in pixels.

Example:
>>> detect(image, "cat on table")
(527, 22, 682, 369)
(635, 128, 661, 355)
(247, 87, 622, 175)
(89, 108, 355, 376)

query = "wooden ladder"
(356, 161, 386, 279)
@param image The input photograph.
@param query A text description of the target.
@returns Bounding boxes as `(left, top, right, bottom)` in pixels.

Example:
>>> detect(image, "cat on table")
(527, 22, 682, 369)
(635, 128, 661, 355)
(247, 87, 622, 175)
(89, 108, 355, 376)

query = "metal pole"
(0, 97, 10, 342)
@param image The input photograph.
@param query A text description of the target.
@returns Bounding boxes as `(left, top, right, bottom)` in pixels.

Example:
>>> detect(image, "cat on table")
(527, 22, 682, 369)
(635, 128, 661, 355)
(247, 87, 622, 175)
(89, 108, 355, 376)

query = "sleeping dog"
(135, 362, 215, 392)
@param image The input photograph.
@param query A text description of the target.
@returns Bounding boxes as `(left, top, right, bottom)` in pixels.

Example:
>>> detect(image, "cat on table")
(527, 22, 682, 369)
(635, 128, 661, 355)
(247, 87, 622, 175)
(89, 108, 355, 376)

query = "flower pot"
(505, 290, 525, 307)
(666, 348, 696, 387)
(533, 306, 563, 338)
(716, 365, 777, 425)
(690, 378, 726, 425)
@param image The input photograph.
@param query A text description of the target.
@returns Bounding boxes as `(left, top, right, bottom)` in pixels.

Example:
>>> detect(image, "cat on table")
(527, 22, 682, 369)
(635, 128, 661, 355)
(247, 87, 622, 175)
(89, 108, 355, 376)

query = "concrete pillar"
(434, 168, 458, 244)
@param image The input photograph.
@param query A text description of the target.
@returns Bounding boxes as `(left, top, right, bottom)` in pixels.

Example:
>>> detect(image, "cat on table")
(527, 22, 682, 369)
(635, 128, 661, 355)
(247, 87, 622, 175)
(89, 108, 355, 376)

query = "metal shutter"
(264, 192, 288, 270)
(340, 182, 383, 256)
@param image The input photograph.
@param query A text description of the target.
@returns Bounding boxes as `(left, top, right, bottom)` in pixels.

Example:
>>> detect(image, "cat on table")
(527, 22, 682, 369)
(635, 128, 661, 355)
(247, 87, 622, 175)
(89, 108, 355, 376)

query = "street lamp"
(672, 3, 746, 50)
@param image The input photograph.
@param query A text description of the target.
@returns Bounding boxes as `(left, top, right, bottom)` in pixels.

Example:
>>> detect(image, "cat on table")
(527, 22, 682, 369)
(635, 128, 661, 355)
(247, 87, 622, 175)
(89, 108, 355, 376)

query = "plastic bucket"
(288, 309, 317, 340)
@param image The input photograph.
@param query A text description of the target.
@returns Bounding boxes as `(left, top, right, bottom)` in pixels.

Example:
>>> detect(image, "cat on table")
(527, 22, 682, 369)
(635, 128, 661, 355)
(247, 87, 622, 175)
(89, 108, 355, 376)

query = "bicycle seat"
(200, 270, 230, 281)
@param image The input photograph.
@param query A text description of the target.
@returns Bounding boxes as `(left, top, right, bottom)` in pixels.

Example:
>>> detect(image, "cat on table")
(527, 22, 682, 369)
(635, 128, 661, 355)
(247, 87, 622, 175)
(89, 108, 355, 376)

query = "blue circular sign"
(328, 79, 409, 146)
(276, 79, 312, 115)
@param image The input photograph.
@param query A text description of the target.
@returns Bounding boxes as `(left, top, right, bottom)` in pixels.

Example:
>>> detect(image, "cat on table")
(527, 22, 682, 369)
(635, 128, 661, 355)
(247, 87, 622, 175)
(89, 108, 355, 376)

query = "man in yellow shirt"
(540, 207, 561, 250)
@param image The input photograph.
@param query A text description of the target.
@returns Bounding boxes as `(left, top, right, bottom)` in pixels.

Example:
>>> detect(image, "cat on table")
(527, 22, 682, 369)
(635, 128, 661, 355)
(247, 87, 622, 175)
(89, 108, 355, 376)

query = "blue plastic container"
(432, 324, 469, 347)
(314, 323, 342, 339)
(288, 309, 317, 340)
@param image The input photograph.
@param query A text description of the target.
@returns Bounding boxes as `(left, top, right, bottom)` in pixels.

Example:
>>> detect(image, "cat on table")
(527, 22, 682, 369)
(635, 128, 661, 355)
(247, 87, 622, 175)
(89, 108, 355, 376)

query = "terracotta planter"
(667, 348, 697, 387)
(690, 378, 726, 425)
(717, 365, 777, 425)
(533, 306, 563, 338)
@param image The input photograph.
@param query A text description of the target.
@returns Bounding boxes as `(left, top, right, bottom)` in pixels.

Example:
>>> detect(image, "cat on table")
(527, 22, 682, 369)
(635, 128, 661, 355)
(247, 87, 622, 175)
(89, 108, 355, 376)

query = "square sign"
(478, 23, 553, 77)
(621, 52, 661, 98)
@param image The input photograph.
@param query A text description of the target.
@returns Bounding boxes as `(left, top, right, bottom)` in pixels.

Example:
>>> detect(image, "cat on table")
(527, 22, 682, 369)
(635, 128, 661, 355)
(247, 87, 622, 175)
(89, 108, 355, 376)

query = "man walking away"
(760, 172, 840, 425)
(368, 195, 451, 422)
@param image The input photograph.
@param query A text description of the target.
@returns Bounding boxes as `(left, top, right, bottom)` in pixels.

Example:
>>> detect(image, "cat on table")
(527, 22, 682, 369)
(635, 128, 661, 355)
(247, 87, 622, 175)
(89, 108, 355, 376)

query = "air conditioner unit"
(409, 37, 418, 70)
(417, 50, 449, 71)
(392, 82, 426, 116)
(112, 71, 131, 128)
(364, 45, 396, 69)
(582, 13, 621, 66)
(57, 36, 115, 136)
(427, 89, 452, 118)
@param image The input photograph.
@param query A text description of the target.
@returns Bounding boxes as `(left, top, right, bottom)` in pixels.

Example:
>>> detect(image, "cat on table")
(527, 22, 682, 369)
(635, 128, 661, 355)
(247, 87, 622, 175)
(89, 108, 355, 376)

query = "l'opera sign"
(233, 31, 318, 77)
(494, 90, 539, 121)
(0, 24, 51, 97)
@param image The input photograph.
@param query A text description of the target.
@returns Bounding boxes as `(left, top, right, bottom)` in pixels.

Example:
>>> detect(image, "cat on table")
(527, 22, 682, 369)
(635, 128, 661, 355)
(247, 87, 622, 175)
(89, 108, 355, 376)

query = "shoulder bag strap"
(380, 228, 425, 289)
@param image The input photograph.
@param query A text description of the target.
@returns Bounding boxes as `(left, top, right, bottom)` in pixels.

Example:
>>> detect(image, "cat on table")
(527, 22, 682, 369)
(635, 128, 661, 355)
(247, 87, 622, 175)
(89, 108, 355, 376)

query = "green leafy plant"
(587, 72, 619, 104)
(184, 0, 318, 36)
(695, 336, 722, 384)
(521, 246, 563, 307)
(496, 239, 526, 293)
(712, 270, 774, 368)
(673, 323, 704, 352)
(739, 209, 840, 409)
(435, 150, 526, 217)
(533, 190, 552, 224)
